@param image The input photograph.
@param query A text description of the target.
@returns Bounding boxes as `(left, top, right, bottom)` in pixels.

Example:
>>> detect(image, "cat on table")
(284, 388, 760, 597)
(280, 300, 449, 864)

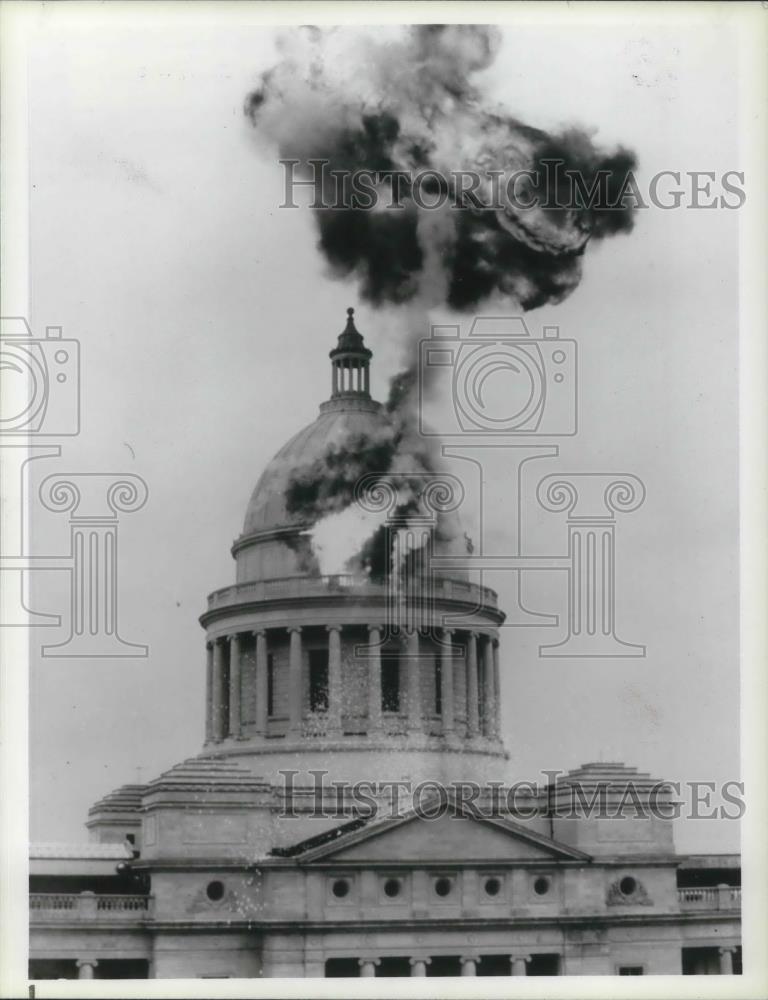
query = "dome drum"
(201, 618, 505, 761)
(199, 308, 507, 775)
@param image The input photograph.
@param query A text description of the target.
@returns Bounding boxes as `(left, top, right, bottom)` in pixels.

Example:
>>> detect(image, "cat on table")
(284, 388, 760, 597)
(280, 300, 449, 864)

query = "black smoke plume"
(245, 25, 637, 312)
(245, 26, 638, 576)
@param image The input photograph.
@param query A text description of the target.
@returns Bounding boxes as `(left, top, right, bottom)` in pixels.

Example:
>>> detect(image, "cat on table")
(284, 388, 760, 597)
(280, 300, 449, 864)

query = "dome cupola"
(329, 307, 372, 399)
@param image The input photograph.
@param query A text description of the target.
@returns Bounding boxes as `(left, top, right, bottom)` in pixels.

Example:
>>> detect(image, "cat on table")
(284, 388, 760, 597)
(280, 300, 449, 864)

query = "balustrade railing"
(207, 574, 498, 611)
(30, 893, 152, 920)
(30, 893, 76, 912)
(677, 886, 740, 909)
(96, 895, 151, 911)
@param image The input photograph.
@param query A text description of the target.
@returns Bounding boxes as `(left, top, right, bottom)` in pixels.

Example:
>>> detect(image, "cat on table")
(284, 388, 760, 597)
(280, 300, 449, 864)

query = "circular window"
(332, 879, 350, 899)
(533, 876, 551, 896)
(434, 877, 452, 898)
(484, 877, 501, 897)
(206, 880, 225, 902)
(620, 876, 637, 897)
(383, 878, 401, 898)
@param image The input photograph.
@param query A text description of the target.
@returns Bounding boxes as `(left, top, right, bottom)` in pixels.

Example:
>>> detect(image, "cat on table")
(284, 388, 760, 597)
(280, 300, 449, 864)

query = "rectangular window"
(309, 648, 329, 712)
(618, 966, 644, 976)
(528, 954, 561, 976)
(324, 958, 360, 978)
(434, 656, 442, 715)
(428, 956, 462, 977)
(377, 957, 411, 977)
(682, 947, 722, 975)
(267, 653, 275, 717)
(381, 657, 400, 712)
(477, 955, 512, 976)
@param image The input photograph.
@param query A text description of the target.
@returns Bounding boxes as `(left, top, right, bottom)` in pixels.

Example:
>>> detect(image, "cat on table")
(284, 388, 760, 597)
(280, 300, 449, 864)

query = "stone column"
(492, 638, 501, 738)
(288, 626, 303, 737)
(410, 958, 430, 976)
(511, 955, 530, 976)
(327, 625, 342, 736)
(481, 634, 495, 737)
(76, 959, 98, 980)
(359, 959, 379, 977)
(719, 947, 736, 975)
(254, 630, 268, 735)
(228, 633, 242, 738)
(212, 638, 227, 741)
(204, 642, 213, 742)
(460, 957, 477, 976)
(367, 625, 382, 733)
(406, 629, 421, 733)
(466, 632, 479, 738)
(440, 629, 455, 735)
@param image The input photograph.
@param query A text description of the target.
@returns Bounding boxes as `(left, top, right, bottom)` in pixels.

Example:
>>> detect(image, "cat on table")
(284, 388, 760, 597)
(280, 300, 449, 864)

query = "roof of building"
(87, 783, 147, 818)
(554, 762, 660, 786)
(144, 755, 267, 791)
(30, 842, 133, 860)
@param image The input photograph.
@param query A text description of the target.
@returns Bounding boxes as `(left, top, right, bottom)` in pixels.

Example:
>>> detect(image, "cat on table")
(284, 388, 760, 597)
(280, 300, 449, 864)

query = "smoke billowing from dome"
(245, 24, 637, 313)
(244, 25, 639, 577)
(285, 362, 446, 580)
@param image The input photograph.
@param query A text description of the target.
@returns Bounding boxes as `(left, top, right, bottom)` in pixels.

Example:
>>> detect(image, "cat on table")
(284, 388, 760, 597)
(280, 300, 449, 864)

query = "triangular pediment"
(285, 807, 589, 864)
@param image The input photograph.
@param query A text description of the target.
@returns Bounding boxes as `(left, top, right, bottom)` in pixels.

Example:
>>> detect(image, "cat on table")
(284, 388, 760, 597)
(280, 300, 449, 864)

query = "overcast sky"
(25, 10, 741, 853)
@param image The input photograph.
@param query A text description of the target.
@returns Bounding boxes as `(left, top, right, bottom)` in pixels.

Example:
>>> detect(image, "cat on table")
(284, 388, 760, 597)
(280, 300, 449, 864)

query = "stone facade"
(30, 313, 741, 980)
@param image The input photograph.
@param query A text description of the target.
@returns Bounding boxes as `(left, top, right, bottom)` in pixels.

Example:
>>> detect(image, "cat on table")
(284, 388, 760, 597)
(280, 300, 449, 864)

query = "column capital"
(226, 632, 241, 643)
(252, 628, 266, 638)
(325, 624, 342, 634)
(511, 954, 532, 963)
(367, 623, 383, 634)
(287, 625, 302, 635)
(409, 957, 431, 966)
(460, 955, 480, 964)
(441, 627, 455, 637)
(358, 957, 381, 967)
(719, 946, 738, 955)
(76, 959, 99, 968)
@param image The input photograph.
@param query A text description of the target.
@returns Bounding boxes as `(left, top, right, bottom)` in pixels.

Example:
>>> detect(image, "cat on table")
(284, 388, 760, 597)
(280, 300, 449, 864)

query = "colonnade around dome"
(203, 622, 503, 749)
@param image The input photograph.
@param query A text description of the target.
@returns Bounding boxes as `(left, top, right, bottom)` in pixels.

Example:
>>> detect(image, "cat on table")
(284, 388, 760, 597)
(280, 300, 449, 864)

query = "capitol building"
(29, 311, 741, 980)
